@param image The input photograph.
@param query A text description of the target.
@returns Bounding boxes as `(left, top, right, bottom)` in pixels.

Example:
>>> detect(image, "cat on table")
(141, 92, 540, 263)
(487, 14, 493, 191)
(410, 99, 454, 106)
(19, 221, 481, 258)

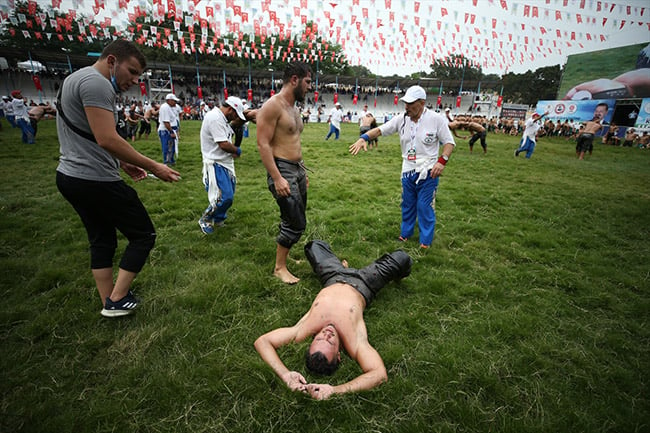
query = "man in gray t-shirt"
(55, 39, 180, 318)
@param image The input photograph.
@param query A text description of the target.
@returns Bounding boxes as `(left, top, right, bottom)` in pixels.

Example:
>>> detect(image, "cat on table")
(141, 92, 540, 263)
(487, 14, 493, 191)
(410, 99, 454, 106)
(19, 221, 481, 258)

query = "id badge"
(407, 148, 416, 161)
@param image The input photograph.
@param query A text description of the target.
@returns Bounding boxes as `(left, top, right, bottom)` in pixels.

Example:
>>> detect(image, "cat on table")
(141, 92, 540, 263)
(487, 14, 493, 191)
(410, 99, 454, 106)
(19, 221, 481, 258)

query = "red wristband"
(437, 156, 448, 166)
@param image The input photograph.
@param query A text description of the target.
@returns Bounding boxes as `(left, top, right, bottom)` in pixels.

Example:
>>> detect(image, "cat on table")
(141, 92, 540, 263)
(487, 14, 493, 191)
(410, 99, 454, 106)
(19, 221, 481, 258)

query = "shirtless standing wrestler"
(622, 128, 638, 147)
(576, 118, 603, 160)
(256, 62, 313, 284)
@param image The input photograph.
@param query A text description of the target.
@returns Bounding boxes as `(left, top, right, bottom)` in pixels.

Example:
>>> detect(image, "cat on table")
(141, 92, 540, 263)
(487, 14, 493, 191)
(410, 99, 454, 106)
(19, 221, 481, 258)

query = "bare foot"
(274, 268, 300, 284)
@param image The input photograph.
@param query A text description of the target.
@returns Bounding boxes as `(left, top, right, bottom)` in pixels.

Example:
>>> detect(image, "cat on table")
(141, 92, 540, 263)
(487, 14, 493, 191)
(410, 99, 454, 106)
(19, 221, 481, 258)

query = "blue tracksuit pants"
(159, 127, 177, 164)
(202, 163, 236, 224)
(516, 137, 536, 158)
(400, 170, 439, 246)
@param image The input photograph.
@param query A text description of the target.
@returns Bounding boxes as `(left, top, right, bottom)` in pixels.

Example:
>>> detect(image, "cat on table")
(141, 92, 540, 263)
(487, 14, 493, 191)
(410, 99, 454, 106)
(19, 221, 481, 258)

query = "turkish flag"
(32, 75, 43, 91)
(394, 94, 398, 105)
(456, 96, 461, 108)
(197, 86, 203, 100)
(314, 90, 319, 103)
(139, 82, 147, 95)
(333, 93, 338, 104)
(224, 88, 228, 99)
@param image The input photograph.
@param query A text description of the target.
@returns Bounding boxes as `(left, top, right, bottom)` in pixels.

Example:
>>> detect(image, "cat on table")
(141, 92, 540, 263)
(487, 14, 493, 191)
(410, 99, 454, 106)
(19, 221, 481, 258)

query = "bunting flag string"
(0, 0, 647, 74)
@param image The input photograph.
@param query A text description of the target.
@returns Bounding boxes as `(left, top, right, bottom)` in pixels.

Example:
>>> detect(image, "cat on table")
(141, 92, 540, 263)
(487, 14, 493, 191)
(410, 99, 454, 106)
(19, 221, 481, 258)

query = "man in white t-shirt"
(514, 111, 549, 158)
(325, 102, 343, 140)
(198, 96, 252, 234)
(157, 93, 180, 165)
(349, 85, 456, 248)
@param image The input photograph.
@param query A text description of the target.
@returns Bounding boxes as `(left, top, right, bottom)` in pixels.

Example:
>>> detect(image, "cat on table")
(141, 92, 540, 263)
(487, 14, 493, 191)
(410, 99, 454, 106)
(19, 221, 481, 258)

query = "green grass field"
(1, 119, 649, 433)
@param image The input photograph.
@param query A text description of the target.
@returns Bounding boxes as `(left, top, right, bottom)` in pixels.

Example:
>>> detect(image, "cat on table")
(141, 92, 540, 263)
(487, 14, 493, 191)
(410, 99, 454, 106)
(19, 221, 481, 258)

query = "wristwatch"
(441, 154, 449, 162)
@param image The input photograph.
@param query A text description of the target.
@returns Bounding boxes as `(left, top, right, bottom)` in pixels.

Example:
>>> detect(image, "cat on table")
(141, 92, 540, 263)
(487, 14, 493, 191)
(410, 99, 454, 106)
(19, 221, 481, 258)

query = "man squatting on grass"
(55, 39, 180, 317)
(255, 240, 412, 400)
(256, 61, 313, 284)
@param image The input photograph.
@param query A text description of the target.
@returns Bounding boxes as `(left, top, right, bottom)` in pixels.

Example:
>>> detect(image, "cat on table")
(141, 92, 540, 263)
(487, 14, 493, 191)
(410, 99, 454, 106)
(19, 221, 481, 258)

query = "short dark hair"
(283, 61, 311, 84)
(596, 102, 609, 112)
(305, 349, 340, 376)
(100, 39, 147, 69)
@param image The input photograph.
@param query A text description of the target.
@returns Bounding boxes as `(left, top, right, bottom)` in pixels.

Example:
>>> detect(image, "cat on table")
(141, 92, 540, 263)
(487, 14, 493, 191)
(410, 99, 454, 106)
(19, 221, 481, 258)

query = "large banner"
(636, 98, 650, 128)
(536, 99, 615, 124)
(558, 42, 650, 100)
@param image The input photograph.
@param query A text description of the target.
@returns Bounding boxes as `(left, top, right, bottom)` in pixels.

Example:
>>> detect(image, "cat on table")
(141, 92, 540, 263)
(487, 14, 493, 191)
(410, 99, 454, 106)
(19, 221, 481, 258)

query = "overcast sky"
(6, 0, 650, 75)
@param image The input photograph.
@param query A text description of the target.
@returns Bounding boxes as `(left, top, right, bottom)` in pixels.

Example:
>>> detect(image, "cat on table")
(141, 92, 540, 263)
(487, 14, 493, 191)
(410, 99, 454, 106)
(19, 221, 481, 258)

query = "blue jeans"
(401, 171, 439, 246)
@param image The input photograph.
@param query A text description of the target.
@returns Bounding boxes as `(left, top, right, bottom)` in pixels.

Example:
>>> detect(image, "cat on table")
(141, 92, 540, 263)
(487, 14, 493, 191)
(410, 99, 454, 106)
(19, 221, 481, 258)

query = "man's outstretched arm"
(254, 325, 308, 392)
(305, 342, 387, 400)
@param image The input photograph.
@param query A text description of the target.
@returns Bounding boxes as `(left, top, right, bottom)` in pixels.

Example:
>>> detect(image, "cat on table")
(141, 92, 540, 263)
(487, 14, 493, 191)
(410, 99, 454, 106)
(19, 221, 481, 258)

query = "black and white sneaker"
(101, 291, 140, 317)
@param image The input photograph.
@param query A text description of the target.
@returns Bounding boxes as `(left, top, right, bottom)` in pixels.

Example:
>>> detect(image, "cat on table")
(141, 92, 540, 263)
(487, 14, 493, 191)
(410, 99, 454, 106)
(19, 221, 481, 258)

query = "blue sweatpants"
(202, 163, 236, 224)
(516, 137, 536, 158)
(400, 171, 439, 246)
(325, 124, 340, 140)
(158, 128, 177, 164)
(16, 118, 35, 144)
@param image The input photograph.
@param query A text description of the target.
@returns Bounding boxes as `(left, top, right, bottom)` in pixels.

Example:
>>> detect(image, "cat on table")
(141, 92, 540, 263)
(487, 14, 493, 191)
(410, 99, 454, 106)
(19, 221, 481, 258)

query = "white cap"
(400, 85, 426, 103)
(165, 93, 180, 102)
(335, 102, 341, 106)
(225, 96, 246, 120)
(445, 107, 450, 112)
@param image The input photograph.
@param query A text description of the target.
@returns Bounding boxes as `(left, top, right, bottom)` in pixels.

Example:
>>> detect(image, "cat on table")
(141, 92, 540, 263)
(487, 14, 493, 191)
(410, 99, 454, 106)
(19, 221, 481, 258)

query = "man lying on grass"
(255, 240, 412, 400)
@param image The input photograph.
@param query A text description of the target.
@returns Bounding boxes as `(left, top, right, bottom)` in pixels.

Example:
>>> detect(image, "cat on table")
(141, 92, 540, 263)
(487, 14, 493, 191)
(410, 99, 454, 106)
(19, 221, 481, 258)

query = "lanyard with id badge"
(407, 120, 419, 161)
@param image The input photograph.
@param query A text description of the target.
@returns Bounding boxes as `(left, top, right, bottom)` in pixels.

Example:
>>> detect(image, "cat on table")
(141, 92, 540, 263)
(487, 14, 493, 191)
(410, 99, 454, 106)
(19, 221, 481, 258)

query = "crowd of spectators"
(6, 66, 649, 149)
